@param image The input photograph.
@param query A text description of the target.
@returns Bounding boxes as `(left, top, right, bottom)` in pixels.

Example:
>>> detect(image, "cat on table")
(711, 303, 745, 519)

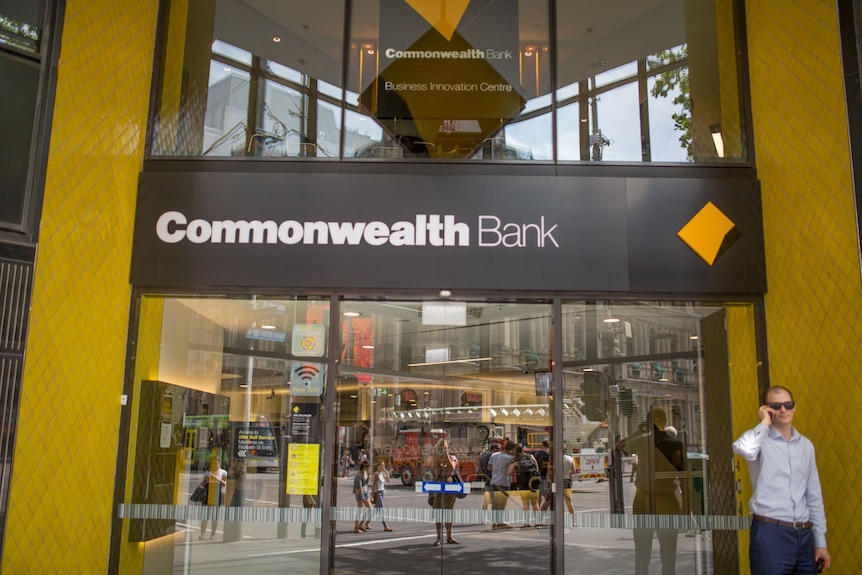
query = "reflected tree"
(650, 46, 691, 160)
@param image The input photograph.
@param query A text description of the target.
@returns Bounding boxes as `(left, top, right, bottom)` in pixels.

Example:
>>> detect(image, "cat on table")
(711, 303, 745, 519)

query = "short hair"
(489, 443, 501, 451)
(762, 386, 793, 404)
(504, 440, 517, 452)
(541, 439, 550, 448)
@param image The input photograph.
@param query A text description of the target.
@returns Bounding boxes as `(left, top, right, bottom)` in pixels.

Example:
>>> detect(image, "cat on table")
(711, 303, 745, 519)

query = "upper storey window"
(149, 0, 746, 164)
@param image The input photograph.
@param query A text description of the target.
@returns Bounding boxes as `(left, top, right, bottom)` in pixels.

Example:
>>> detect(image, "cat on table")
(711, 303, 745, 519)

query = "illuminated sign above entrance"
(131, 171, 767, 294)
(361, 0, 525, 158)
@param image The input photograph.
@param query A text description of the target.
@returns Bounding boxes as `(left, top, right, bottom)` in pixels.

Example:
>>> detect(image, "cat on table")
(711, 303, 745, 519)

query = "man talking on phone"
(733, 386, 831, 574)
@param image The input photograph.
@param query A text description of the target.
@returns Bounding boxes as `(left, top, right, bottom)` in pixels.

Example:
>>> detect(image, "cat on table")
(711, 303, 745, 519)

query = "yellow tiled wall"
(1, 0, 158, 572)
(745, 0, 862, 572)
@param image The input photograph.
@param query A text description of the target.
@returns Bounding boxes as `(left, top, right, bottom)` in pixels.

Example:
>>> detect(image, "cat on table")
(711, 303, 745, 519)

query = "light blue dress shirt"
(732, 423, 827, 548)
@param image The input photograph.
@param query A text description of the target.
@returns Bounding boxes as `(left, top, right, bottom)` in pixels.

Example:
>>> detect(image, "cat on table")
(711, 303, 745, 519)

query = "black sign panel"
(361, 0, 524, 157)
(233, 424, 277, 459)
(131, 170, 765, 294)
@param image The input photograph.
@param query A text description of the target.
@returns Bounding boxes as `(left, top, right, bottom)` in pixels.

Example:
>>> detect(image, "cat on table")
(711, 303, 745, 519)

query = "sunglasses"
(767, 401, 796, 411)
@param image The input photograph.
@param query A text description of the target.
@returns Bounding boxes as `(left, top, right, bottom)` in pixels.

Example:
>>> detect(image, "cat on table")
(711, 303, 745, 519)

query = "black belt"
(753, 514, 813, 530)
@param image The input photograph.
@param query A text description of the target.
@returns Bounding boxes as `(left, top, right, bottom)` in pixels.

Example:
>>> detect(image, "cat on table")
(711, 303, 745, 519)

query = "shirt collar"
(767, 425, 800, 442)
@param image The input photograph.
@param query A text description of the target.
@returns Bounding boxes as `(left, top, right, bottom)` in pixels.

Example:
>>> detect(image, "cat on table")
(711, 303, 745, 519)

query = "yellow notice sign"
(286, 443, 320, 495)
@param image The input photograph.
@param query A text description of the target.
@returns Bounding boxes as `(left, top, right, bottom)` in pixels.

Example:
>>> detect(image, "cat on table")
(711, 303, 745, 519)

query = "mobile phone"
(816, 558, 825, 573)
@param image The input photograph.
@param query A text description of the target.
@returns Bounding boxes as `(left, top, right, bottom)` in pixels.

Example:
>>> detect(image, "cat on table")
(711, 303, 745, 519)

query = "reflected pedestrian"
(428, 438, 460, 545)
(489, 440, 516, 529)
(353, 462, 372, 533)
(621, 407, 688, 575)
(371, 462, 394, 532)
(340, 449, 354, 477)
(200, 454, 227, 540)
(509, 443, 541, 527)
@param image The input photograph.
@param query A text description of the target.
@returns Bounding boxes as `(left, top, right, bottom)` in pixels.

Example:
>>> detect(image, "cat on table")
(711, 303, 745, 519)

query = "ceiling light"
(489, 409, 497, 417)
(690, 335, 699, 340)
(710, 123, 724, 158)
(408, 356, 492, 367)
(512, 408, 521, 417)
(272, 37, 281, 43)
(362, 345, 375, 349)
(524, 408, 534, 415)
(438, 289, 452, 298)
(501, 408, 509, 416)
(260, 324, 277, 330)
(603, 317, 621, 323)
(343, 311, 360, 317)
(537, 408, 546, 416)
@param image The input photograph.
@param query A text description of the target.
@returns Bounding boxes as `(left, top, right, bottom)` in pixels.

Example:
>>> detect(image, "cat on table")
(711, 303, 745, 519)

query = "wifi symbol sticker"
(290, 362, 325, 397)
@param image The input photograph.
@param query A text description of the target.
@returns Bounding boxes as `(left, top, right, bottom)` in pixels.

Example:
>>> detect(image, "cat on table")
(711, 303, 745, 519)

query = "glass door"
(559, 301, 752, 575)
(333, 300, 553, 574)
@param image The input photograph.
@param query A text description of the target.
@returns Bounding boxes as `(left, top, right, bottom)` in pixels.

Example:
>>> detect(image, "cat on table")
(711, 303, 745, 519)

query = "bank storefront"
(115, 1, 762, 573)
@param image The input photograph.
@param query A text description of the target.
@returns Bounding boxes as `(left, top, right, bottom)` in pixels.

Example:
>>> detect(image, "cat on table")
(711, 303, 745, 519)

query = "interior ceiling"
(178, 298, 710, 338)
(220, 0, 687, 89)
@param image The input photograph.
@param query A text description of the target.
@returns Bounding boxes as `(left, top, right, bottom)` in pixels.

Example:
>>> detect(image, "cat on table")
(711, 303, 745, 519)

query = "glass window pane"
(121, 295, 330, 569)
(152, 1, 345, 158)
(200, 62, 250, 157)
(344, 108, 393, 158)
(346, 0, 551, 160)
(595, 62, 637, 88)
(556, 101, 582, 161)
(561, 300, 755, 575)
(648, 72, 690, 162)
(212, 39, 252, 65)
(0, 54, 38, 227)
(589, 82, 640, 162)
(0, 0, 44, 52)
(556, 1, 746, 164)
(334, 300, 553, 570)
(268, 60, 304, 84)
(501, 112, 551, 161)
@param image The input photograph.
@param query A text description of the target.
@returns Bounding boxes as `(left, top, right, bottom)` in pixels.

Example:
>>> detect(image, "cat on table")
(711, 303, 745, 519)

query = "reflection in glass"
(560, 300, 754, 575)
(201, 61, 251, 156)
(587, 81, 640, 162)
(121, 295, 329, 572)
(347, 0, 551, 159)
(152, 1, 345, 157)
(149, 0, 745, 163)
(334, 300, 554, 573)
(556, 1, 745, 163)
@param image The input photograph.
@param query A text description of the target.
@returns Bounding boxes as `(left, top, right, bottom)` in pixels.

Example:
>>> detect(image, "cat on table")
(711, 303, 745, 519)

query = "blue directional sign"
(419, 481, 469, 494)
(246, 328, 286, 342)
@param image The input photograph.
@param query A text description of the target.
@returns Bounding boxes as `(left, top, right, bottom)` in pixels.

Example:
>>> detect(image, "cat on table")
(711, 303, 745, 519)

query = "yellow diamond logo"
(405, 0, 472, 40)
(677, 202, 739, 266)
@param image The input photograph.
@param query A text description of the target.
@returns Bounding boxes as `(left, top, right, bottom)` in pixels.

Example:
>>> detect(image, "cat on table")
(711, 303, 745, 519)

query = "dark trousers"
(750, 519, 817, 575)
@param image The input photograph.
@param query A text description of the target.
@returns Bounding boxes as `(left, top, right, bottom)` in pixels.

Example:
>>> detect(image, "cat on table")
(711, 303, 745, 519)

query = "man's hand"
(815, 548, 831, 571)
(758, 404, 774, 427)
